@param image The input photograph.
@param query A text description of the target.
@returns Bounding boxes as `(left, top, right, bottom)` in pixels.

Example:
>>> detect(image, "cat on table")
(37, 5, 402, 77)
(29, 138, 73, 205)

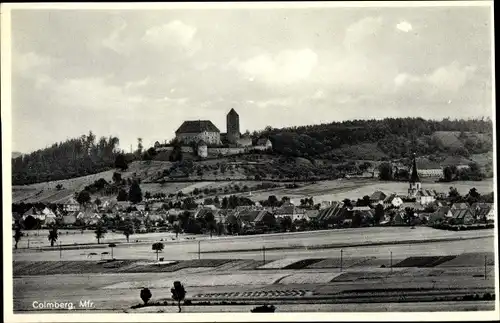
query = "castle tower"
(226, 108, 240, 144)
(408, 154, 422, 197)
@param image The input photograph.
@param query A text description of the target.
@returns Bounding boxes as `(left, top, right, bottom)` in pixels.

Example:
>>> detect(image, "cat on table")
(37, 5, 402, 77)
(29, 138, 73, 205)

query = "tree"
(128, 181, 143, 204)
(144, 191, 152, 200)
(204, 212, 216, 238)
(48, 226, 58, 247)
(405, 207, 416, 227)
(279, 216, 293, 232)
(95, 225, 107, 244)
(108, 243, 116, 259)
(171, 281, 186, 313)
(378, 162, 393, 181)
(55, 184, 63, 191)
(443, 166, 454, 182)
(94, 198, 102, 207)
(173, 222, 181, 239)
(115, 153, 128, 170)
(373, 204, 384, 225)
(112, 172, 122, 184)
(14, 226, 22, 249)
(342, 198, 353, 208)
(117, 188, 128, 201)
(123, 225, 133, 242)
(76, 190, 91, 206)
(152, 242, 164, 261)
(140, 288, 152, 305)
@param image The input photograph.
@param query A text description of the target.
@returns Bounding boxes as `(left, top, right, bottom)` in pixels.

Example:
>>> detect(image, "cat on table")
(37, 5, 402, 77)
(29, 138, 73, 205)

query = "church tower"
(226, 108, 240, 144)
(408, 153, 422, 197)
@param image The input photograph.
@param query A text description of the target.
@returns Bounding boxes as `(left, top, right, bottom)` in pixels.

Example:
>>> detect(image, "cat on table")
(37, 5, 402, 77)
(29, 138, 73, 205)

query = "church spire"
(410, 153, 420, 183)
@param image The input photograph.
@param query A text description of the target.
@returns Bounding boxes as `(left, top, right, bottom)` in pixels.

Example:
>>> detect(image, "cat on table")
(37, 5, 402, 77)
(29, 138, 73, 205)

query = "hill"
(253, 118, 493, 160)
(12, 152, 23, 159)
(12, 117, 493, 186)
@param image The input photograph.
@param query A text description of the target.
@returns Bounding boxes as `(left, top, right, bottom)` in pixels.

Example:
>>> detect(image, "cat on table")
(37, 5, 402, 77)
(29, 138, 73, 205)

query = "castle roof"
(175, 120, 220, 134)
(227, 108, 239, 116)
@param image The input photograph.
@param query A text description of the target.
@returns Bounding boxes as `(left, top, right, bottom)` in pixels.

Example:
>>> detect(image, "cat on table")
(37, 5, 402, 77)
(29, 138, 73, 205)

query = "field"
(11, 226, 497, 313)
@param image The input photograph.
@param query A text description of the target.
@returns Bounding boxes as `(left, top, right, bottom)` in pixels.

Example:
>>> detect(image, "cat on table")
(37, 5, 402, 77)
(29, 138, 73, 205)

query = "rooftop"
(176, 120, 220, 134)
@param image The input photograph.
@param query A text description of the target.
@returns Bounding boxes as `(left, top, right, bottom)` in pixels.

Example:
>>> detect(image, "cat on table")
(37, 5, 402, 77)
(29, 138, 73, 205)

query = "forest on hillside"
(12, 118, 493, 185)
(252, 117, 493, 160)
(12, 132, 122, 185)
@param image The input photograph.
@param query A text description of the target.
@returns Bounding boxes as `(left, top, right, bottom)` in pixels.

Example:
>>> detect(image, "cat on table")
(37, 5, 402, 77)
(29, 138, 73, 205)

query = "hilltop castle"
(174, 109, 258, 148)
(156, 109, 272, 158)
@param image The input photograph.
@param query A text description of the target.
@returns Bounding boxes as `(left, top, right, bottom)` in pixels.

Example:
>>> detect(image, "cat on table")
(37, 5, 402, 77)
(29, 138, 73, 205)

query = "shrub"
(140, 288, 152, 305)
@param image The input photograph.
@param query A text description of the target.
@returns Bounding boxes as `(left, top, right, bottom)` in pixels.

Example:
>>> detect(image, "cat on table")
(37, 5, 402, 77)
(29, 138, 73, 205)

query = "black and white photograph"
(2, 1, 498, 321)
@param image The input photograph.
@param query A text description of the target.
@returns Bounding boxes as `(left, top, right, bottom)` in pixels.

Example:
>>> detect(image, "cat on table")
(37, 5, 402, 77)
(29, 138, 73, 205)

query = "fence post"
(263, 246, 266, 265)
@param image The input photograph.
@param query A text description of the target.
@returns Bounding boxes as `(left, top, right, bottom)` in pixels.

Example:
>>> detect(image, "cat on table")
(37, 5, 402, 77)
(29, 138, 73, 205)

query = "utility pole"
(59, 242, 62, 259)
(340, 249, 343, 272)
(27, 239, 30, 249)
(390, 251, 393, 273)
(198, 241, 201, 260)
(484, 255, 487, 280)
(263, 246, 266, 265)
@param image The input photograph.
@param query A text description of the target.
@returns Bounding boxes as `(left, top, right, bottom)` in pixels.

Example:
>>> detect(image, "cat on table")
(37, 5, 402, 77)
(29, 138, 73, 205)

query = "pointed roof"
(410, 154, 420, 183)
(227, 108, 239, 116)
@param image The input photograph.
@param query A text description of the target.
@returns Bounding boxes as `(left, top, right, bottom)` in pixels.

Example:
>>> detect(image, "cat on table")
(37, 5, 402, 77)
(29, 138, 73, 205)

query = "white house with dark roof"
(383, 194, 404, 209)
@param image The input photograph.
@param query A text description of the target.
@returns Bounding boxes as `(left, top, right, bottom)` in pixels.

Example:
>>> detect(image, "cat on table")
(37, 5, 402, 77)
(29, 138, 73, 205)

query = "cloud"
(102, 17, 128, 53)
(125, 77, 150, 89)
(395, 61, 476, 95)
(141, 20, 201, 55)
(396, 21, 413, 33)
(14, 52, 52, 77)
(343, 16, 384, 51)
(230, 48, 318, 86)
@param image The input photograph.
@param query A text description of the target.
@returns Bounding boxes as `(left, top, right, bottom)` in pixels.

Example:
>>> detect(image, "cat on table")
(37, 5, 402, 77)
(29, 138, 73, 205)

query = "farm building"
(316, 202, 346, 223)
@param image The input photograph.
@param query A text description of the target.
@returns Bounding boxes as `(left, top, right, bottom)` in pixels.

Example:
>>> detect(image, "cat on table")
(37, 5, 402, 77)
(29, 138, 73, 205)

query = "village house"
(428, 206, 452, 225)
(471, 203, 495, 223)
(370, 191, 387, 204)
(383, 194, 404, 209)
(62, 197, 80, 212)
(316, 202, 345, 223)
(449, 208, 475, 225)
(254, 138, 273, 151)
(451, 202, 469, 210)
(416, 189, 437, 205)
(273, 203, 307, 221)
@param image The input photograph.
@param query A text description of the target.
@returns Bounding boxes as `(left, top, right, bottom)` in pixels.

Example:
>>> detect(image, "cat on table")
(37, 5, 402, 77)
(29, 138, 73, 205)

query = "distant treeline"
(252, 117, 493, 160)
(12, 132, 122, 185)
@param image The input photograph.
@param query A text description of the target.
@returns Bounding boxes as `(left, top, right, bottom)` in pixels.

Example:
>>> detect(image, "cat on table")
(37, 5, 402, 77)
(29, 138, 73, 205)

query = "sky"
(9, 4, 493, 154)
